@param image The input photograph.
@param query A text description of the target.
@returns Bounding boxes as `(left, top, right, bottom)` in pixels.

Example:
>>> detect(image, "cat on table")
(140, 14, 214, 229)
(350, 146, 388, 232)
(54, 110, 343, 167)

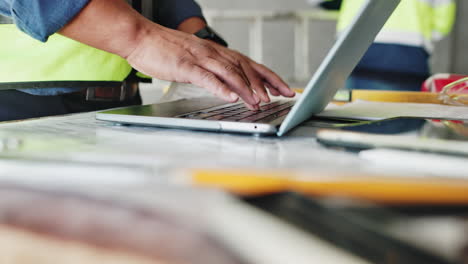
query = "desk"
(0, 112, 368, 178)
(0, 111, 371, 264)
(0, 111, 466, 264)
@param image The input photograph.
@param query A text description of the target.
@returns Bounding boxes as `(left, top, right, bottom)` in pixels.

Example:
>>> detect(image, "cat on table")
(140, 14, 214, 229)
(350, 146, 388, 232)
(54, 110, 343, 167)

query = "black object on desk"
(246, 193, 459, 264)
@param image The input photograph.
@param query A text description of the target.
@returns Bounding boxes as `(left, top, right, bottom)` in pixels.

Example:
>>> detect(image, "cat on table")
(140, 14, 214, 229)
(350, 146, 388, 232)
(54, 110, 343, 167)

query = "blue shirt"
(0, 0, 204, 95)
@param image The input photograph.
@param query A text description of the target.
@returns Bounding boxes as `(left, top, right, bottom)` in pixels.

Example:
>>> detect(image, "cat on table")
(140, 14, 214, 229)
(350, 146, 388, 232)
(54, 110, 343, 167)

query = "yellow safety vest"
(0, 19, 133, 90)
(337, 0, 456, 53)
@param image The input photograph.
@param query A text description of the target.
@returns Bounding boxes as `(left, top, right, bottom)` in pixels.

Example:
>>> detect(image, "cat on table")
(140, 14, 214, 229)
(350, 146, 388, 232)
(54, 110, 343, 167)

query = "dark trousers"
(346, 70, 428, 92)
(0, 90, 142, 122)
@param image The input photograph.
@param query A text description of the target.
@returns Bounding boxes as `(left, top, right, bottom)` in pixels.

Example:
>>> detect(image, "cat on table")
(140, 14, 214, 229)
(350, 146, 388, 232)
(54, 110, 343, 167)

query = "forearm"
(57, 0, 292, 108)
(60, 0, 206, 58)
(59, 0, 155, 59)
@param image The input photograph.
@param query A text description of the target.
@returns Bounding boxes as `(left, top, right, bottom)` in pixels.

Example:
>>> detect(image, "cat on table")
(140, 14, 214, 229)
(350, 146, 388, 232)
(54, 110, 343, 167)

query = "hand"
(60, 0, 295, 109)
(126, 25, 295, 110)
(176, 17, 295, 106)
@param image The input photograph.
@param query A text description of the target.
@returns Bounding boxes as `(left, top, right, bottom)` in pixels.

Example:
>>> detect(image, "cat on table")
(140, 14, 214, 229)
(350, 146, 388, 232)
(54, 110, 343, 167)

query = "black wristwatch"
(194, 26, 228, 47)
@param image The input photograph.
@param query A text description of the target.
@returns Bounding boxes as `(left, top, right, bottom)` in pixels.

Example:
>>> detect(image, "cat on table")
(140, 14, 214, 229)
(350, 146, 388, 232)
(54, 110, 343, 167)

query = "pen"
(190, 169, 468, 204)
(293, 89, 446, 105)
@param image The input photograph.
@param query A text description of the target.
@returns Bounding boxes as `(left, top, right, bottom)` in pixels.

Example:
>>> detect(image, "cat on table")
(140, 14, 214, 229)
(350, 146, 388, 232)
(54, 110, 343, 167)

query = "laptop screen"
(278, 0, 401, 136)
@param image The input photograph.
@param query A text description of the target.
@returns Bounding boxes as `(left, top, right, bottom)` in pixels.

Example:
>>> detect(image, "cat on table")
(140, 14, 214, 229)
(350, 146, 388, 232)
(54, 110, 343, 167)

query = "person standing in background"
(337, 0, 457, 91)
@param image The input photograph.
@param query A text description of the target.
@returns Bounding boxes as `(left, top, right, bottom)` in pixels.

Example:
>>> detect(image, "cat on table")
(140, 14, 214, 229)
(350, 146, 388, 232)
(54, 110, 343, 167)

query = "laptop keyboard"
(179, 100, 294, 123)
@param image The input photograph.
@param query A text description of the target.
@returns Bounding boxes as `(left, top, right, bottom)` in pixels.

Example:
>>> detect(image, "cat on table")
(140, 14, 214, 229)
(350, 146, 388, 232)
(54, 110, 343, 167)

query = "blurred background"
(141, 0, 468, 104)
(197, 0, 468, 86)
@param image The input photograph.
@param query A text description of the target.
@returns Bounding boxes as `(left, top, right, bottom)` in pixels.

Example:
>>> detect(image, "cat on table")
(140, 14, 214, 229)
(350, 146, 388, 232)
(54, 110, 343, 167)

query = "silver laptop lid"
(277, 0, 401, 136)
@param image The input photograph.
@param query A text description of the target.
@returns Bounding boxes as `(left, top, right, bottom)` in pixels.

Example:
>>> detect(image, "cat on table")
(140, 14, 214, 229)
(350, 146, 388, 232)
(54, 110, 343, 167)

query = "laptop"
(97, 0, 400, 136)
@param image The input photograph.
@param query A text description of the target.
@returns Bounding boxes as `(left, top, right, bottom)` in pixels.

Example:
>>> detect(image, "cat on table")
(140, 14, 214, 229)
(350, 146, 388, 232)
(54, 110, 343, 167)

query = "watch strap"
(194, 26, 228, 47)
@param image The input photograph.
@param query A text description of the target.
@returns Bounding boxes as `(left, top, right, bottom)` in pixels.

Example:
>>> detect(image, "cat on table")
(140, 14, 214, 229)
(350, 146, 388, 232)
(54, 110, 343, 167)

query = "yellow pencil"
(191, 169, 468, 205)
(293, 89, 447, 105)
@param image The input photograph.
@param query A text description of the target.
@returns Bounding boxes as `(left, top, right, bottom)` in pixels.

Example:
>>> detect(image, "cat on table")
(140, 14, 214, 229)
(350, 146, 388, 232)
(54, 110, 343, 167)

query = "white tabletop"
(0, 111, 373, 264)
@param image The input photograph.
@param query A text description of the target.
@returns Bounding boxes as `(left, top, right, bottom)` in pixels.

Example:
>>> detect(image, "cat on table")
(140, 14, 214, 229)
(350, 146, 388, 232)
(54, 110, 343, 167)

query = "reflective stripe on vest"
(0, 23, 132, 89)
(0, 15, 13, 24)
(337, 0, 456, 52)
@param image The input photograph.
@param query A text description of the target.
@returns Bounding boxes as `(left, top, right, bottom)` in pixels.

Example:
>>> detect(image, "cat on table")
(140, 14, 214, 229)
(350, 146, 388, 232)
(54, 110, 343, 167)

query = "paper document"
(318, 101, 468, 121)
(360, 149, 468, 179)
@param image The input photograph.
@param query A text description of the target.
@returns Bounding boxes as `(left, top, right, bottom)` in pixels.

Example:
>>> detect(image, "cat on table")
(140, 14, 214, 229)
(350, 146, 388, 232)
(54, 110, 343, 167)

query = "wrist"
(59, 0, 160, 60)
(123, 19, 162, 59)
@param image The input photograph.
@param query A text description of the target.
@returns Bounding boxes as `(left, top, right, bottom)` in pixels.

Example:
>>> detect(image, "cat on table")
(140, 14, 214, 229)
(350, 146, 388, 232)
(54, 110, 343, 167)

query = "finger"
(180, 63, 239, 102)
(197, 57, 260, 106)
(190, 41, 253, 88)
(211, 46, 254, 85)
(224, 50, 290, 97)
(209, 45, 285, 98)
(250, 61, 295, 97)
(209, 50, 264, 105)
(208, 55, 251, 87)
(265, 82, 281, 96)
(239, 60, 271, 103)
(244, 102, 260, 111)
(210, 44, 239, 65)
